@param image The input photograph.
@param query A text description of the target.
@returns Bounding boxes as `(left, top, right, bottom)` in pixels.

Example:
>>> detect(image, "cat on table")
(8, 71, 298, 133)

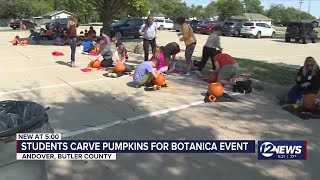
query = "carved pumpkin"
(90, 60, 101, 68)
(114, 62, 126, 73)
(154, 74, 166, 86)
(303, 94, 318, 111)
(208, 71, 218, 83)
(208, 83, 224, 97)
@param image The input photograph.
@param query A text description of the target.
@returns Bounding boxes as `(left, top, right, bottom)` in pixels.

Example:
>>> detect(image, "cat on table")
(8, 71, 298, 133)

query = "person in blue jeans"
(133, 58, 160, 88)
(288, 56, 320, 103)
(67, 17, 78, 67)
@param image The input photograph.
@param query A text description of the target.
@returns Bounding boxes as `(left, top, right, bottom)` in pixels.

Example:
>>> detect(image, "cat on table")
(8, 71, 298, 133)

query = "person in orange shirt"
(213, 53, 239, 86)
(176, 16, 197, 75)
(12, 36, 20, 45)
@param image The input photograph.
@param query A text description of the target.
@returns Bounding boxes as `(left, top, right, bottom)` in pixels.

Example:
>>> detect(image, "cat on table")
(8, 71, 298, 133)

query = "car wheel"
(176, 30, 180, 32)
(242, 35, 247, 38)
(295, 38, 300, 43)
(159, 25, 164, 30)
(256, 31, 261, 39)
(134, 35, 140, 39)
(114, 31, 122, 39)
(234, 30, 239, 37)
(302, 34, 309, 44)
(270, 32, 275, 38)
(12, 27, 16, 30)
(311, 37, 317, 43)
(285, 36, 291, 42)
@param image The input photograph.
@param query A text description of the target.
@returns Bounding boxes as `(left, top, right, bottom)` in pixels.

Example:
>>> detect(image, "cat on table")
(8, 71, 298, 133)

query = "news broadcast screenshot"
(0, 1, 319, 179)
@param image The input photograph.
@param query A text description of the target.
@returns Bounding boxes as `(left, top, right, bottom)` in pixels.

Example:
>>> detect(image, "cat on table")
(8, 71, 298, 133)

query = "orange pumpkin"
(303, 94, 318, 111)
(154, 74, 166, 86)
(208, 71, 218, 83)
(21, 40, 28, 45)
(90, 60, 101, 68)
(208, 83, 224, 97)
(114, 62, 126, 73)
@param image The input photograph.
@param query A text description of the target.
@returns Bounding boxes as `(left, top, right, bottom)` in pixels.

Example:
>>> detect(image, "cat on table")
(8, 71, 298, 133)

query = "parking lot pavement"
(1, 30, 320, 180)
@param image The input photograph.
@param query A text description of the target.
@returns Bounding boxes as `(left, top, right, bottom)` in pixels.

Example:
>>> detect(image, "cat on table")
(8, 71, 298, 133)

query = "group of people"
(16, 16, 316, 103)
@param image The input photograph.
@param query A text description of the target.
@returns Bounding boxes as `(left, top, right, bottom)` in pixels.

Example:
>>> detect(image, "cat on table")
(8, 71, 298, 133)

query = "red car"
(10, 20, 37, 30)
(199, 23, 223, 35)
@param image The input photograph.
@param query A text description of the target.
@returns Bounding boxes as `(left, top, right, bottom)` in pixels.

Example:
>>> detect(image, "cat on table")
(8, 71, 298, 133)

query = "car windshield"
(202, 20, 212, 24)
(113, 19, 127, 26)
(243, 22, 254, 26)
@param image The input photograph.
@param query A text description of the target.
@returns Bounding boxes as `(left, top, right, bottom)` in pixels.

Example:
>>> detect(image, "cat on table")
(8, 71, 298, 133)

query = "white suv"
(154, 19, 174, 30)
(240, 22, 276, 38)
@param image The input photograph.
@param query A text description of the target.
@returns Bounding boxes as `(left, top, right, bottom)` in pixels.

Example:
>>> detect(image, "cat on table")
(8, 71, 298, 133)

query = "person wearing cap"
(194, 30, 223, 77)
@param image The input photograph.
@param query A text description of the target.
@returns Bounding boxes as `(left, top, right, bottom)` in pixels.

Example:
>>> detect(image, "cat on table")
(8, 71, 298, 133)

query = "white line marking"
(0, 78, 107, 95)
(62, 100, 205, 138)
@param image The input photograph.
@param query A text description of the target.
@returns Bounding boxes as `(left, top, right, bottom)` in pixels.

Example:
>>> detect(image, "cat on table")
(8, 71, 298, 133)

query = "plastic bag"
(0, 101, 49, 137)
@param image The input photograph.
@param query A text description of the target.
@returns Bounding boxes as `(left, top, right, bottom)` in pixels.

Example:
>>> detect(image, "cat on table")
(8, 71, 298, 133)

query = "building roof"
(43, 10, 75, 17)
(231, 13, 273, 21)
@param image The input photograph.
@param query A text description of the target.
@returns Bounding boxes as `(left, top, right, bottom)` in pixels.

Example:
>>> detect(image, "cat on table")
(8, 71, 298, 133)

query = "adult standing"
(195, 30, 223, 77)
(176, 17, 197, 75)
(139, 16, 157, 61)
(67, 16, 78, 67)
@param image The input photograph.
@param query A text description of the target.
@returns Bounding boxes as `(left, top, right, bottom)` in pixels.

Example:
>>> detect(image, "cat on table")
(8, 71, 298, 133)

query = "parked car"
(45, 18, 79, 30)
(10, 20, 37, 29)
(189, 20, 203, 33)
(240, 22, 276, 38)
(154, 19, 174, 30)
(173, 20, 191, 32)
(285, 22, 318, 44)
(110, 18, 145, 39)
(222, 22, 243, 37)
(199, 23, 223, 35)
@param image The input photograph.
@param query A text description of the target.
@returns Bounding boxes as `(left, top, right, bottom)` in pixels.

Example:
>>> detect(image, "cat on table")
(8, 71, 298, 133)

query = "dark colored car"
(110, 18, 145, 39)
(199, 23, 222, 35)
(189, 20, 203, 33)
(222, 22, 243, 37)
(45, 18, 79, 31)
(10, 20, 37, 29)
(285, 22, 318, 44)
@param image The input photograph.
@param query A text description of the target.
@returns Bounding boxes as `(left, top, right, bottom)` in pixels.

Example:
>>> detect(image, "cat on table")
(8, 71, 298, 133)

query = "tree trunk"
(101, 12, 113, 37)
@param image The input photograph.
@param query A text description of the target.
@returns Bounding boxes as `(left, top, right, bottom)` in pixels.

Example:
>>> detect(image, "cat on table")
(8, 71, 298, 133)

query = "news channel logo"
(258, 140, 307, 160)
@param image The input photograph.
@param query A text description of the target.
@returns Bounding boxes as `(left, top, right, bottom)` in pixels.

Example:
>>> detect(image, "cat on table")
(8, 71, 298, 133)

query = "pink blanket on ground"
(52, 51, 64, 56)
(80, 66, 104, 72)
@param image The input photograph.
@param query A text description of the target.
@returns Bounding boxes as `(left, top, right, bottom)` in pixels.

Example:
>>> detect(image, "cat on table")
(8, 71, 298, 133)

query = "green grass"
(192, 57, 297, 86)
(236, 58, 297, 86)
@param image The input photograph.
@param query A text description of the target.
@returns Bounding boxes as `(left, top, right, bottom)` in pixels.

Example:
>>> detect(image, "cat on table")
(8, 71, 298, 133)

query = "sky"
(184, 0, 320, 18)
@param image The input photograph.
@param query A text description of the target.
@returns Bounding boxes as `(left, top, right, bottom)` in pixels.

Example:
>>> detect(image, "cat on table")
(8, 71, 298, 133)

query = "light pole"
(308, 0, 311, 14)
(298, 0, 304, 22)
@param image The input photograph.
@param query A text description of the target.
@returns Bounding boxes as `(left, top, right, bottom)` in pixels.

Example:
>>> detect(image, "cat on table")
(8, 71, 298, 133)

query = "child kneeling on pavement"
(133, 58, 160, 88)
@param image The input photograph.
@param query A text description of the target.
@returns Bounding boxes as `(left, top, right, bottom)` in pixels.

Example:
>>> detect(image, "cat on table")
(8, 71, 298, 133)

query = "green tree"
(205, 1, 218, 18)
(216, 0, 243, 21)
(243, 0, 264, 14)
(265, 4, 286, 23)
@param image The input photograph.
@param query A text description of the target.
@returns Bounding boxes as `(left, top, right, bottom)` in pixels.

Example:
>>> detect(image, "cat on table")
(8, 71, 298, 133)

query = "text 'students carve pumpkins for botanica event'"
(154, 74, 166, 86)
(208, 83, 224, 97)
(114, 63, 126, 73)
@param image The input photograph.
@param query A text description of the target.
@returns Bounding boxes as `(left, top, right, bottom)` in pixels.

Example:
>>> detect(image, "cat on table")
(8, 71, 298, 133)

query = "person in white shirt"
(112, 45, 133, 72)
(139, 16, 157, 61)
(194, 30, 223, 77)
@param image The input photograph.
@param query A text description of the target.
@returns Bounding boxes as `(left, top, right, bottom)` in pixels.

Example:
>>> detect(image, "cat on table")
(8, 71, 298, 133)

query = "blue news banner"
(16, 140, 255, 153)
(16, 140, 307, 160)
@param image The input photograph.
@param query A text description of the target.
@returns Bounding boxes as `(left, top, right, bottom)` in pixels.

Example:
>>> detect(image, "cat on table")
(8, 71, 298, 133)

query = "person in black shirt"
(288, 56, 320, 102)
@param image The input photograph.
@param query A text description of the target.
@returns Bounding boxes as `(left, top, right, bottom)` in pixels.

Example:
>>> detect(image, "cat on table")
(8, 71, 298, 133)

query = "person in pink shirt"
(150, 46, 168, 73)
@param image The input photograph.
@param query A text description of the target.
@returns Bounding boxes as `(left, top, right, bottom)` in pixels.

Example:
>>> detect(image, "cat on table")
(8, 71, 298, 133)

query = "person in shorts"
(163, 42, 180, 71)
(213, 53, 238, 86)
(133, 58, 160, 87)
